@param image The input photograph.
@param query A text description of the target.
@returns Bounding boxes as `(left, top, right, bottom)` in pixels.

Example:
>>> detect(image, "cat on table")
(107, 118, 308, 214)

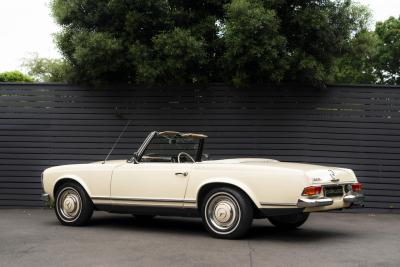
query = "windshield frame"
(131, 131, 206, 163)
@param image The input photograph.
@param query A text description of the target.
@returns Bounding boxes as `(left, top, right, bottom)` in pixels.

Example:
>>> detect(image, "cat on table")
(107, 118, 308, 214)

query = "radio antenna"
(103, 120, 131, 164)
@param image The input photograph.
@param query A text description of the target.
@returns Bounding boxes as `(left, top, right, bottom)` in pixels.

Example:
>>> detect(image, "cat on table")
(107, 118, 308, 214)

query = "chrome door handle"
(175, 172, 188, 177)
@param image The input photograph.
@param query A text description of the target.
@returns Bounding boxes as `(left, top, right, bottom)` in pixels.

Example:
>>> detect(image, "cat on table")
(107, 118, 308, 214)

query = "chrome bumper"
(297, 193, 364, 208)
(343, 193, 365, 205)
(297, 197, 333, 208)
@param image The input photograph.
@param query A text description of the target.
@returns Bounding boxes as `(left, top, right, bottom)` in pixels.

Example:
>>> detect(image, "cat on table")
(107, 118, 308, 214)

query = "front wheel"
(268, 213, 309, 230)
(201, 187, 253, 239)
(54, 182, 93, 226)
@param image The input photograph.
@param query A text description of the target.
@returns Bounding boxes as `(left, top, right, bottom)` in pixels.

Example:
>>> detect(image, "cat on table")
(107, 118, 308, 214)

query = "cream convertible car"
(42, 131, 364, 239)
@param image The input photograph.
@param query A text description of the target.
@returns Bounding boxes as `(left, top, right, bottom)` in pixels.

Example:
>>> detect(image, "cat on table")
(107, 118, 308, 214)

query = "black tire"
(268, 213, 309, 230)
(54, 182, 94, 226)
(200, 187, 253, 239)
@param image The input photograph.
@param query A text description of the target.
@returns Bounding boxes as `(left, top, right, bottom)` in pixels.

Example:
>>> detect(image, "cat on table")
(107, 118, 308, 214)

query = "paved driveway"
(0, 209, 399, 267)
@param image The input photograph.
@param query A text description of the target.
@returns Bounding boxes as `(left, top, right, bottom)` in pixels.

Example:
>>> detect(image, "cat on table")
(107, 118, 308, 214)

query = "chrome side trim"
(260, 202, 297, 207)
(297, 197, 333, 208)
(92, 196, 196, 204)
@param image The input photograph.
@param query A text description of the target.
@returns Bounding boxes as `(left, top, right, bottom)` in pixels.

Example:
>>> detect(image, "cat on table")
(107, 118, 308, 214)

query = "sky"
(0, 0, 399, 72)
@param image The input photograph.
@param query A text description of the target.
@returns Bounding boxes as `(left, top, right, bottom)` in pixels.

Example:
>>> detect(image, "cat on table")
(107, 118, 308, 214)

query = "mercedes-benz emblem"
(328, 169, 339, 182)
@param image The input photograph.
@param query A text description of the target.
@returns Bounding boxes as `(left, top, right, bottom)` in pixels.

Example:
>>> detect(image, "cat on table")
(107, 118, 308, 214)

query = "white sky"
(358, 0, 400, 23)
(0, 0, 399, 72)
(0, 0, 60, 72)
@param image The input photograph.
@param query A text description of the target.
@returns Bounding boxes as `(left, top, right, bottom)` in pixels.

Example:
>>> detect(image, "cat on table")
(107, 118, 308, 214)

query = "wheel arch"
(53, 175, 91, 199)
(196, 178, 261, 210)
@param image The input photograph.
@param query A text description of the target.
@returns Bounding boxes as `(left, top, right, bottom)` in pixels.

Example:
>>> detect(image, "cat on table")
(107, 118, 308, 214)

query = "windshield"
(140, 134, 200, 163)
(102, 127, 207, 163)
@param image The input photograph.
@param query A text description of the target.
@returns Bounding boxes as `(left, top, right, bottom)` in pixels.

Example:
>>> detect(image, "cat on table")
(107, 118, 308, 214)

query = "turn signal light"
(302, 186, 322, 196)
(352, 183, 362, 192)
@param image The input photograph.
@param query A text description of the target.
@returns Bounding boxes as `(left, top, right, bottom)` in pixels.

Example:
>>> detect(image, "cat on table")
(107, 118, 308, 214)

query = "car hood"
(43, 159, 127, 174)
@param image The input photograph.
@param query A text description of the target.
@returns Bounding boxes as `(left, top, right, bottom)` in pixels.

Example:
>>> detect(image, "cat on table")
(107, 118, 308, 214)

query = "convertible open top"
(158, 131, 208, 140)
(42, 129, 364, 239)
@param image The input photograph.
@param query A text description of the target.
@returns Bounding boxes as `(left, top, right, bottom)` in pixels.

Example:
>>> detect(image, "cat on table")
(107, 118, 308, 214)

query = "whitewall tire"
(201, 187, 253, 239)
(55, 182, 93, 226)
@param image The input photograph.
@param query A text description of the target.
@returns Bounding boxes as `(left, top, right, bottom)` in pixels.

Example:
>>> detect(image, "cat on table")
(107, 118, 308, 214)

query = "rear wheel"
(54, 182, 93, 226)
(268, 213, 309, 230)
(201, 187, 253, 239)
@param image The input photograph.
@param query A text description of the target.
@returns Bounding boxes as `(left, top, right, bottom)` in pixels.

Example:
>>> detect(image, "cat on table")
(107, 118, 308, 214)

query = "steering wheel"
(177, 152, 195, 163)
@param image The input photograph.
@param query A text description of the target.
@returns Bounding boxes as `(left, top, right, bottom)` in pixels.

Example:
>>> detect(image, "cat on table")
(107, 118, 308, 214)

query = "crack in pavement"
(247, 240, 255, 267)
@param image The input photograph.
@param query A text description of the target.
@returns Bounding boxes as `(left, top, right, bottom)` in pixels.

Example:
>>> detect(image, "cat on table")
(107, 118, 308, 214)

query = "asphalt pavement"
(0, 209, 399, 267)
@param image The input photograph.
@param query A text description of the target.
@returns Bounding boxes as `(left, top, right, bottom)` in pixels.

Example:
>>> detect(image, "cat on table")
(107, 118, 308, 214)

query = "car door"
(110, 161, 192, 207)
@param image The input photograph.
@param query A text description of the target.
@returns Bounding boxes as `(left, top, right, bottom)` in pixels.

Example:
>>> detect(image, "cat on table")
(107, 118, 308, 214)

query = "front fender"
(51, 174, 92, 199)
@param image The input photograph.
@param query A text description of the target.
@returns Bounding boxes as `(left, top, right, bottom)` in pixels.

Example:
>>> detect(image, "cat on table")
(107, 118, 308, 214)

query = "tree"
(222, 0, 288, 87)
(374, 16, 400, 84)
(130, 28, 208, 85)
(51, 0, 370, 87)
(273, 0, 372, 86)
(52, 0, 224, 85)
(22, 54, 71, 83)
(332, 30, 380, 84)
(0, 71, 34, 82)
(332, 15, 400, 85)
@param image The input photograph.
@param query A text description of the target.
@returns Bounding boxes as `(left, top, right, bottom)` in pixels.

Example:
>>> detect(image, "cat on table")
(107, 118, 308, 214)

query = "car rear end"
(297, 167, 364, 212)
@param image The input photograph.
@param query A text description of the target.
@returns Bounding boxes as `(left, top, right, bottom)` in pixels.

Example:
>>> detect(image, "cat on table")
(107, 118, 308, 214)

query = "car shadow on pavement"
(84, 215, 355, 242)
(88, 215, 208, 237)
(248, 224, 355, 242)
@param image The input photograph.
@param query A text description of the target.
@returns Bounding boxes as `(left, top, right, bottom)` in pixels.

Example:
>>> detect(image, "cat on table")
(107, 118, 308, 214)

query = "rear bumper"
(297, 193, 364, 208)
(297, 197, 333, 208)
(343, 193, 365, 205)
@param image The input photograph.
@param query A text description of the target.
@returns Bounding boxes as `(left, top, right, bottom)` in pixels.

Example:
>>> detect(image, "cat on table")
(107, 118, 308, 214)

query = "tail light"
(302, 186, 322, 196)
(351, 183, 362, 192)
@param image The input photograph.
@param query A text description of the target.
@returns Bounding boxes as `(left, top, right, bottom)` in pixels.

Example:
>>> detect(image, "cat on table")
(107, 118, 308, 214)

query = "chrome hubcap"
(205, 192, 241, 234)
(214, 201, 233, 223)
(57, 187, 82, 221)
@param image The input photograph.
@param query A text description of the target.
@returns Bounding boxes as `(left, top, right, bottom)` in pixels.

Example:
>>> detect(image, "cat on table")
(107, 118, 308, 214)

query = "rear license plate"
(324, 186, 343, 197)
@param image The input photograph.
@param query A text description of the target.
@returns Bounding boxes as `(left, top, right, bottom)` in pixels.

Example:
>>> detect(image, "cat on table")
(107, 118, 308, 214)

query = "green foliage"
(0, 71, 34, 82)
(332, 30, 380, 84)
(332, 16, 400, 85)
(51, 0, 379, 87)
(22, 54, 71, 83)
(56, 30, 125, 83)
(275, 0, 366, 85)
(130, 28, 208, 84)
(223, 0, 287, 87)
(374, 16, 400, 84)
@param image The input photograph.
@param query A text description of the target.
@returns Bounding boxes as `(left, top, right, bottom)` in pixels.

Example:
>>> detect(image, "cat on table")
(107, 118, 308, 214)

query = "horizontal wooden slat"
(0, 182, 43, 189)
(0, 194, 41, 201)
(0, 188, 43, 194)
(0, 200, 44, 206)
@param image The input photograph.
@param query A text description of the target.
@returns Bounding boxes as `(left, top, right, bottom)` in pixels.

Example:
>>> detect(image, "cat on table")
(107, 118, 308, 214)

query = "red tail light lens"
(352, 183, 362, 192)
(302, 186, 322, 196)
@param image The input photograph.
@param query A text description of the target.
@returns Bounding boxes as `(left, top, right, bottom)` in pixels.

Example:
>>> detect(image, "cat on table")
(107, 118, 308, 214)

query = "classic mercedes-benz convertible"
(42, 131, 364, 239)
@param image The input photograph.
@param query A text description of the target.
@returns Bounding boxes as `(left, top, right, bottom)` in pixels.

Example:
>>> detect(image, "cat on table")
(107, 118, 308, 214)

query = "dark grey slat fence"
(0, 83, 399, 212)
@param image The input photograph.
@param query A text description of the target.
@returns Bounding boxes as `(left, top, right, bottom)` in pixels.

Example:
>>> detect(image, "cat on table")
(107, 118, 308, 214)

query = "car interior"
(140, 131, 207, 163)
